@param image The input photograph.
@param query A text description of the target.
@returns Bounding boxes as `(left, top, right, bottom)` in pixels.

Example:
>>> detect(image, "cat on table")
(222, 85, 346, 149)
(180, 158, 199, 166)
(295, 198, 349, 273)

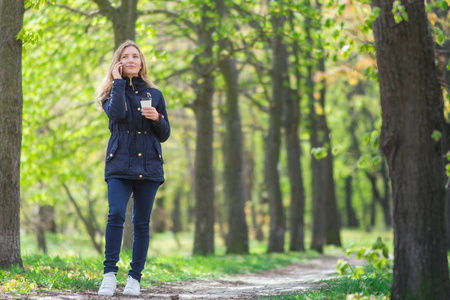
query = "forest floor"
(4, 254, 361, 300)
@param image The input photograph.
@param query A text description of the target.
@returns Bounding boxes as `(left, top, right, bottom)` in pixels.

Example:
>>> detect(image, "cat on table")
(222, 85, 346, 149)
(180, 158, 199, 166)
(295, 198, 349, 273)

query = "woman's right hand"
(112, 62, 123, 79)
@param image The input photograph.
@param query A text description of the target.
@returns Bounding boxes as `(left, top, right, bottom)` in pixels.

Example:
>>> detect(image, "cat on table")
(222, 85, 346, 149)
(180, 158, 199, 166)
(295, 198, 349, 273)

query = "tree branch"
(62, 183, 102, 254)
(242, 92, 269, 113)
(163, 67, 192, 81)
(91, 0, 115, 18)
(47, 1, 101, 18)
(139, 9, 196, 30)
(202, 31, 263, 77)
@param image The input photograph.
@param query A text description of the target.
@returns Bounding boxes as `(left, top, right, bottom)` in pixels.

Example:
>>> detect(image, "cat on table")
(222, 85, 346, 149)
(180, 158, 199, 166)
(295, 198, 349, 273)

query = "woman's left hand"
(142, 107, 160, 122)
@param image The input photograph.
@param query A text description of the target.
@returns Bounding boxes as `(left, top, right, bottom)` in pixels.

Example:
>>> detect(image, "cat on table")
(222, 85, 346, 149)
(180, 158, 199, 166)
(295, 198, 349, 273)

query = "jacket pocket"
(105, 134, 129, 176)
(105, 137, 119, 162)
(153, 141, 164, 164)
(144, 139, 164, 175)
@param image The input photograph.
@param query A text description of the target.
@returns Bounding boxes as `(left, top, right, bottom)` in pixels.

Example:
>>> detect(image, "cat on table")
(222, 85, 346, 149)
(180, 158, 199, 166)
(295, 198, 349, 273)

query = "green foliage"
(337, 237, 391, 276)
(25, 0, 55, 10)
(311, 147, 329, 159)
(392, 1, 408, 23)
(434, 27, 445, 45)
(432, 129, 442, 142)
(426, 0, 449, 12)
(335, 237, 392, 298)
(360, 7, 380, 35)
(262, 274, 391, 299)
(264, 238, 392, 300)
(0, 249, 317, 296)
(16, 28, 42, 45)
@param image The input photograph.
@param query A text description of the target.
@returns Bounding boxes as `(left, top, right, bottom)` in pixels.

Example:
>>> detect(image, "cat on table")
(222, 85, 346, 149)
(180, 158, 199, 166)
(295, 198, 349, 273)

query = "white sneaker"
(123, 275, 140, 296)
(98, 272, 117, 296)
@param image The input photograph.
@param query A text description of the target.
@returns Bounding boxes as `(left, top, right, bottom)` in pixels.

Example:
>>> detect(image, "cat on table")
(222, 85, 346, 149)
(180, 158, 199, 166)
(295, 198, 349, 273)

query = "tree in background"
(217, 0, 249, 254)
(306, 0, 341, 252)
(286, 6, 306, 252)
(0, 0, 24, 269)
(265, 0, 287, 253)
(191, 1, 216, 255)
(372, 0, 450, 298)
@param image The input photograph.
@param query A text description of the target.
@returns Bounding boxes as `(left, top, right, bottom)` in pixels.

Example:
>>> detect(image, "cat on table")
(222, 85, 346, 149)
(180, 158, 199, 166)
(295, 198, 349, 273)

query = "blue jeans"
(103, 178, 160, 282)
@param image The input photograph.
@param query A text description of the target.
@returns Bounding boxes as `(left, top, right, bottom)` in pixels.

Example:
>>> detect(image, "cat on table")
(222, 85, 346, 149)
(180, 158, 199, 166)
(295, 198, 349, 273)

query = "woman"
(95, 40, 170, 297)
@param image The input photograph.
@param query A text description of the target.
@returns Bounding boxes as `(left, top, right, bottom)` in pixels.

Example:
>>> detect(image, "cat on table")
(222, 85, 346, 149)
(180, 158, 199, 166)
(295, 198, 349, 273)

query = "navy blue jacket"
(102, 76, 170, 183)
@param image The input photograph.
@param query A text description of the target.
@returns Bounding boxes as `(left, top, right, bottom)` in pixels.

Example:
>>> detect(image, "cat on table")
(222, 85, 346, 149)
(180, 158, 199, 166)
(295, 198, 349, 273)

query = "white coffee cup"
(140, 99, 152, 109)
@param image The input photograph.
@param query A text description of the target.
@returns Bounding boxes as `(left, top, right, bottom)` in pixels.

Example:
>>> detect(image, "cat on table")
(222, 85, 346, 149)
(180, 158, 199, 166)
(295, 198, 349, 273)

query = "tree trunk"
(344, 176, 359, 227)
(93, 0, 139, 251)
(285, 84, 305, 252)
(152, 195, 166, 233)
(112, 0, 138, 48)
(265, 10, 286, 253)
(346, 95, 362, 228)
(219, 51, 249, 254)
(192, 4, 215, 255)
(372, 1, 450, 298)
(366, 173, 379, 228)
(379, 160, 392, 228)
(122, 198, 133, 250)
(192, 74, 215, 255)
(0, 0, 24, 269)
(181, 114, 196, 224)
(317, 56, 341, 246)
(245, 147, 264, 242)
(35, 204, 55, 254)
(307, 41, 326, 253)
(93, 0, 138, 49)
(308, 48, 341, 250)
(172, 186, 182, 233)
(439, 45, 450, 249)
(286, 11, 306, 252)
(445, 187, 450, 250)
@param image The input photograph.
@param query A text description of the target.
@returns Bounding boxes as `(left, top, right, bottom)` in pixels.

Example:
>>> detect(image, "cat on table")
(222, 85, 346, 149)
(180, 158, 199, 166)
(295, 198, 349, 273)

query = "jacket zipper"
(126, 77, 134, 111)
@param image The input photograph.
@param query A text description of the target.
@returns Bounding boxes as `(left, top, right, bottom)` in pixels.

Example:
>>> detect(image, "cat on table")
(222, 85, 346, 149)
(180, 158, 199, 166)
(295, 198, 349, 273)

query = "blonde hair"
(95, 40, 157, 110)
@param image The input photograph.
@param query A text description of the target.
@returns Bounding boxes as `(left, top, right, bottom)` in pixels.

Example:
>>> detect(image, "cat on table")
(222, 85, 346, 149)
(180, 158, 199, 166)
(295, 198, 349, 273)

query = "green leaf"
(351, 266, 365, 279)
(311, 147, 328, 159)
(336, 259, 350, 275)
(392, 1, 408, 23)
(435, 28, 444, 45)
(445, 164, 450, 177)
(147, 27, 155, 39)
(432, 130, 442, 142)
(370, 156, 381, 165)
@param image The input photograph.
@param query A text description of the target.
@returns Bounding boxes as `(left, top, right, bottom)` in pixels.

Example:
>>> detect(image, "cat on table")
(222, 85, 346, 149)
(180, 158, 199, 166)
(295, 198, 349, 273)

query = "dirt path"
(5, 255, 360, 300)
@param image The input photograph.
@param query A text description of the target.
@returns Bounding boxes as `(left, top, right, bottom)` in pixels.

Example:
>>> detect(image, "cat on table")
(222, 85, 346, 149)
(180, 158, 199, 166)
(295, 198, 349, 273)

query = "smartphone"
(120, 66, 123, 76)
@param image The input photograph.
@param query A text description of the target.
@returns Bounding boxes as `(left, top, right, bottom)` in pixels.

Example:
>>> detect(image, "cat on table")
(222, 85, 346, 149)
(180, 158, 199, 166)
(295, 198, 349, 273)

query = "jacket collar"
(124, 76, 146, 89)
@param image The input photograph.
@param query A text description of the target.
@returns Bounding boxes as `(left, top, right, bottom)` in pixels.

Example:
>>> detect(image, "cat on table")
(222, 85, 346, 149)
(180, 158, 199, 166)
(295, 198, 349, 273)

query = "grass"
(1, 229, 394, 297)
(262, 272, 391, 300)
(0, 252, 319, 296)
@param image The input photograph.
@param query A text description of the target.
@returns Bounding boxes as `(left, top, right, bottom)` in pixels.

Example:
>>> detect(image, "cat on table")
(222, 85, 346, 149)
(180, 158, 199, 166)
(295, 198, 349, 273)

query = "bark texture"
(220, 57, 249, 254)
(344, 176, 359, 228)
(308, 54, 341, 250)
(265, 11, 286, 253)
(217, 0, 248, 254)
(93, 0, 138, 49)
(373, 0, 450, 298)
(286, 11, 306, 252)
(0, 0, 24, 269)
(192, 4, 215, 255)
